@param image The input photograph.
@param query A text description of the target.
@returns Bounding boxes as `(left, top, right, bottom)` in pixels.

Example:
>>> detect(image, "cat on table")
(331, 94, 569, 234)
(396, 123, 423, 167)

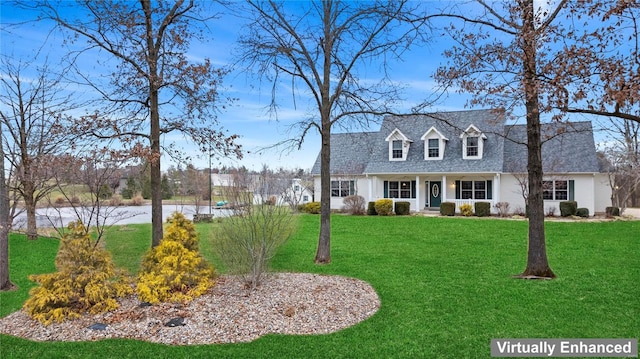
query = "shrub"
(23, 221, 132, 325)
(559, 201, 578, 217)
(374, 199, 394, 216)
(214, 203, 296, 289)
(130, 195, 144, 206)
(109, 194, 123, 207)
(545, 206, 557, 217)
(394, 201, 411, 215)
(54, 196, 65, 205)
(303, 202, 321, 214)
(98, 184, 112, 200)
(121, 188, 133, 200)
(493, 201, 510, 217)
(576, 207, 590, 218)
(459, 203, 474, 216)
(440, 202, 455, 216)
(474, 202, 491, 217)
(136, 212, 215, 304)
(343, 195, 366, 215)
(606, 206, 620, 217)
(367, 202, 377, 215)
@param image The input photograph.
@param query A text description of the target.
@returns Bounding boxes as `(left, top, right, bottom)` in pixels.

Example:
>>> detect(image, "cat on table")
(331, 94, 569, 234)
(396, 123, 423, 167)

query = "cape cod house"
(310, 109, 611, 215)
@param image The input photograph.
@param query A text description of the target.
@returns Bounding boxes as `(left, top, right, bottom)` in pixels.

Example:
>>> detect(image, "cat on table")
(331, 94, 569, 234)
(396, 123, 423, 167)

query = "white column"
(494, 173, 501, 202)
(415, 175, 420, 211)
(442, 175, 447, 202)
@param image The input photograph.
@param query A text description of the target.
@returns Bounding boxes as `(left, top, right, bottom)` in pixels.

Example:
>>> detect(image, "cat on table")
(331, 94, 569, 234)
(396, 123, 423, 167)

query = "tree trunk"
(1, 127, 15, 290)
(143, 0, 163, 247)
(315, 124, 332, 264)
(23, 183, 37, 241)
(517, 0, 555, 279)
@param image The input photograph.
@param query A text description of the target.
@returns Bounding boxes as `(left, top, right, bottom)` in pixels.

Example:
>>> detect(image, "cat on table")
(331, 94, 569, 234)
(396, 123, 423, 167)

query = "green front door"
(430, 181, 441, 208)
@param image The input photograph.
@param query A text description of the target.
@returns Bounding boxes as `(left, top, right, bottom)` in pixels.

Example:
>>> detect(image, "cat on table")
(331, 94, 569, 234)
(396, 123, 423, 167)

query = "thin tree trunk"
(517, 0, 555, 279)
(316, 127, 331, 264)
(1, 126, 16, 290)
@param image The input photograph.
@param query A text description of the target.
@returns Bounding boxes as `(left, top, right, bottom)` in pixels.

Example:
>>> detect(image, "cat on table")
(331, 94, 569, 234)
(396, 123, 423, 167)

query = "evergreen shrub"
(394, 201, 411, 215)
(475, 202, 491, 217)
(440, 202, 455, 216)
(23, 221, 132, 325)
(374, 199, 394, 216)
(367, 202, 377, 215)
(605, 206, 620, 217)
(576, 207, 590, 218)
(136, 212, 215, 304)
(560, 201, 578, 217)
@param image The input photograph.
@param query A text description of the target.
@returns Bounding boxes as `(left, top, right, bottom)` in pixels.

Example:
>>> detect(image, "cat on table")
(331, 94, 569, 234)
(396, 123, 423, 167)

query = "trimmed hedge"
(475, 202, 491, 217)
(375, 199, 394, 216)
(440, 202, 455, 216)
(605, 206, 620, 217)
(303, 202, 321, 214)
(576, 207, 589, 218)
(559, 201, 577, 217)
(395, 201, 411, 216)
(367, 201, 378, 216)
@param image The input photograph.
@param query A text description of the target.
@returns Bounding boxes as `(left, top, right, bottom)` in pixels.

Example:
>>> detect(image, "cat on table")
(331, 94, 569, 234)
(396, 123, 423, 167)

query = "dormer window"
(460, 124, 486, 160)
(392, 140, 403, 159)
(421, 126, 448, 160)
(385, 128, 411, 161)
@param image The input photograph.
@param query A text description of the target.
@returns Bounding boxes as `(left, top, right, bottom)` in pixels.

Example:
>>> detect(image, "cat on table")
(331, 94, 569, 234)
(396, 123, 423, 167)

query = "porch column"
(494, 173, 501, 203)
(415, 175, 420, 211)
(368, 175, 374, 203)
(442, 175, 447, 202)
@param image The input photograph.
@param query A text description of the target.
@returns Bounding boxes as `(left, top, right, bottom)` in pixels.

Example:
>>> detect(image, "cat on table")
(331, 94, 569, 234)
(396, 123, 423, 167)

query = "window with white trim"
(386, 128, 411, 161)
(331, 180, 355, 197)
(421, 126, 448, 161)
(456, 180, 492, 200)
(543, 180, 568, 200)
(387, 181, 415, 198)
(460, 124, 486, 159)
(392, 140, 403, 159)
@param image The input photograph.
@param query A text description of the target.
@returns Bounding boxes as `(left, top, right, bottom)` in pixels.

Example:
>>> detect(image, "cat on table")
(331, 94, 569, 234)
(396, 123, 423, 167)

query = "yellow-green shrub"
(375, 199, 394, 216)
(136, 212, 215, 304)
(459, 203, 474, 216)
(23, 221, 132, 325)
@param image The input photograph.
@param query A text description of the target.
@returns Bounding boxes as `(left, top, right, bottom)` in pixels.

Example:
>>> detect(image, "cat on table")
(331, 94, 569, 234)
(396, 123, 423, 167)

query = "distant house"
(311, 109, 611, 215)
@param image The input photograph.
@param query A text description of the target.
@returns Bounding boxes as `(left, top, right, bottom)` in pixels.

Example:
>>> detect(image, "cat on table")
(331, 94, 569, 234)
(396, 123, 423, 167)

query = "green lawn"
(1, 215, 638, 358)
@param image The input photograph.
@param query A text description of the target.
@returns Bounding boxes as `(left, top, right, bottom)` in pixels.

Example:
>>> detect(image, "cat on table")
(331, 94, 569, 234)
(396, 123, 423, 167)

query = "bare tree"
(235, 0, 428, 263)
(46, 150, 139, 241)
(1, 122, 16, 291)
(27, 0, 242, 247)
(0, 58, 75, 240)
(601, 119, 640, 212)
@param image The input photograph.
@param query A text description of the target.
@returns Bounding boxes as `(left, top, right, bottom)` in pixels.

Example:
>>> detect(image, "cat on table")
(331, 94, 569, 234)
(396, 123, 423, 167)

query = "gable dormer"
(420, 126, 448, 160)
(460, 124, 487, 160)
(385, 128, 412, 161)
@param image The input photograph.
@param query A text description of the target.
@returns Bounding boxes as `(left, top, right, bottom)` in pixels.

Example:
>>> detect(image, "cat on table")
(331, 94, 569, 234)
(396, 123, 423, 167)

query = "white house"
(311, 109, 611, 215)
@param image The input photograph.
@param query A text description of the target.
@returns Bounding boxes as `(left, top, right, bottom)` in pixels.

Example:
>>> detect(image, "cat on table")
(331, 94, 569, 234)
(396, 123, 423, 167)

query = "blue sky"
(2, 1, 610, 172)
(0, 2, 474, 172)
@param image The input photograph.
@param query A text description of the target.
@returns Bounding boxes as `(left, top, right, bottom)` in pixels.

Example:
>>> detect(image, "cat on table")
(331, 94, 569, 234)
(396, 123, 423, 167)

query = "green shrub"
(576, 207, 589, 218)
(440, 202, 455, 216)
(374, 199, 394, 216)
(367, 202, 377, 215)
(395, 201, 411, 215)
(303, 202, 321, 214)
(475, 202, 491, 217)
(606, 206, 620, 217)
(559, 201, 578, 217)
(459, 203, 474, 216)
(23, 221, 132, 325)
(136, 212, 215, 304)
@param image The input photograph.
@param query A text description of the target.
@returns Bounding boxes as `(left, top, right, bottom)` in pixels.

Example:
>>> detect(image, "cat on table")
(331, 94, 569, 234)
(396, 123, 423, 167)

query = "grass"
(1, 215, 638, 358)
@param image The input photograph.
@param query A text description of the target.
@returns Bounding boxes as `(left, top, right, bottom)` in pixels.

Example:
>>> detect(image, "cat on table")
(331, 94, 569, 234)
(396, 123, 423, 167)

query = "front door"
(430, 181, 442, 208)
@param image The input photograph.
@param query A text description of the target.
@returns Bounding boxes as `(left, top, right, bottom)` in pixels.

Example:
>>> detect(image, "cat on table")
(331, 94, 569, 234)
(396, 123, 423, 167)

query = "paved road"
(13, 205, 231, 229)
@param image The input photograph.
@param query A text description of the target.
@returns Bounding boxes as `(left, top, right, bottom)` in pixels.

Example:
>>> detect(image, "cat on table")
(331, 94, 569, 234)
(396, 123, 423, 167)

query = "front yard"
(1, 215, 638, 358)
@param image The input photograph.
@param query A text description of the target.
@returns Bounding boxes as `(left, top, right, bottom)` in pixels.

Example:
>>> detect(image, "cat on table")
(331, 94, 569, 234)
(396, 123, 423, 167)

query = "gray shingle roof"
(503, 121, 600, 173)
(311, 109, 601, 175)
